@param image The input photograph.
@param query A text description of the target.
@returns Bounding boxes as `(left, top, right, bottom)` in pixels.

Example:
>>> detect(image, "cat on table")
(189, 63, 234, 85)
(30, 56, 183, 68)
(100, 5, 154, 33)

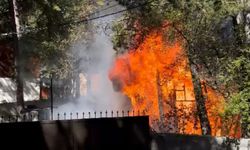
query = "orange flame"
(109, 28, 240, 137)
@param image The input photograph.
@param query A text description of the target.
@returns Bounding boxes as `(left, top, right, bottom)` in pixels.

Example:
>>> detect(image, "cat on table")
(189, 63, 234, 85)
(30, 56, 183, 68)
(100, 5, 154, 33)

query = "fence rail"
(0, 110, 147, 123)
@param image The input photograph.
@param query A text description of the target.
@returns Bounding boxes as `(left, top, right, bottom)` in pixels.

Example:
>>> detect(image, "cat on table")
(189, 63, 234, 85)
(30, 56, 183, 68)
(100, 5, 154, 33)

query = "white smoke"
(54, 1, 130, 117)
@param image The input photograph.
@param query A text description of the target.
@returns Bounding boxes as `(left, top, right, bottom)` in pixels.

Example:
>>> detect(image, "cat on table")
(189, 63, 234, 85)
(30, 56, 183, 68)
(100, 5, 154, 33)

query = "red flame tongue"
(109, 55, 132, 91)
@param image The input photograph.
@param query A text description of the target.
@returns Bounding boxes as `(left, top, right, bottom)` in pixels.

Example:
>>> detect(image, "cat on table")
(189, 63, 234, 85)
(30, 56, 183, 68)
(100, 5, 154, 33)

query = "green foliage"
(224, 89, 250, 137)
(13, 0, 100, 79)
(225, 90, 250, 116)
(112, 0, 167, 50)
(223, 54, 250, 89)
(221, 46, 250, 137)
(112, 17, 137, 52)
(0, 0, 13, 37)
(0, 0, 101, 78)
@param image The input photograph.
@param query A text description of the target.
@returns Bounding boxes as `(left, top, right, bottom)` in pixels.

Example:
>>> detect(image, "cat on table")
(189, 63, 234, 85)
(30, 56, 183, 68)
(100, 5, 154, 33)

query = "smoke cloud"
(54, 2, 130, 117)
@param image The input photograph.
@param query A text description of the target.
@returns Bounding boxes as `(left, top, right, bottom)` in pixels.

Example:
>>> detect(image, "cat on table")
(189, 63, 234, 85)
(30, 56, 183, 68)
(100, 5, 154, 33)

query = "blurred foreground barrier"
(0, 116, 150, 150)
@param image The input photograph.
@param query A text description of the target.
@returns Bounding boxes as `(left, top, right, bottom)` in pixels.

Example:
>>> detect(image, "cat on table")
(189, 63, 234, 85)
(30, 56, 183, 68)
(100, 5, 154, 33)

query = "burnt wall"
(0, 116, 150, 150)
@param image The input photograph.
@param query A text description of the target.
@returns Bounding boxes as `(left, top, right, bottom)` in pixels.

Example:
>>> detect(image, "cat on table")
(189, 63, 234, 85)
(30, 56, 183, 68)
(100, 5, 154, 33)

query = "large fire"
(109, 28, 240, 137)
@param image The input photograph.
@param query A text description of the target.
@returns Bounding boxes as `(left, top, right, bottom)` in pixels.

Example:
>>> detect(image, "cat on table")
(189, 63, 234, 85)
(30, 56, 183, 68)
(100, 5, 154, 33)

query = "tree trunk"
(9, 0, 24, 110)
(189, 62, 211, 135)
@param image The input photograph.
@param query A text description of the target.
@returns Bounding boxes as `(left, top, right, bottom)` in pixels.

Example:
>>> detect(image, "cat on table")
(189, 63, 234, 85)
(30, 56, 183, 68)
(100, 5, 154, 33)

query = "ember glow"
(109, 28, 241, 137)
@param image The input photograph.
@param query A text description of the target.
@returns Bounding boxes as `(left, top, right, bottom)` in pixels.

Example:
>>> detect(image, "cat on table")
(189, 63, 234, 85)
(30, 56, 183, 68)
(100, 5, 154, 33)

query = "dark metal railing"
(0, 110, 147, 123)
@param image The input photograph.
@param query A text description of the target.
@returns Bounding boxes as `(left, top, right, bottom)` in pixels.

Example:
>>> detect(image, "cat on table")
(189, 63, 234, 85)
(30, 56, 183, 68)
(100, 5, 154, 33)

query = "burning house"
(109, 27, 241, 137)
(0, 0, 244, 140)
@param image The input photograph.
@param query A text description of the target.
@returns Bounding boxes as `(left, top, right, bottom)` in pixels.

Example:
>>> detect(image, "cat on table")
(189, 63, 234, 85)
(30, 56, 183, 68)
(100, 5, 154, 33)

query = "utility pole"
(50, 74, 53, 120)
(9, 0, 24, 111)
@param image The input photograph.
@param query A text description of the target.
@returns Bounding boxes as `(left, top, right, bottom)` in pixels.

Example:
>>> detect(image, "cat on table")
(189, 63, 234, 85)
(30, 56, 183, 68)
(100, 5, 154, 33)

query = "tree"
(17, 0, 102, 102)
(9, 0, 24, 111)
(112, 0, 248, 135)
(16, 0, 99, 78)
(0, 0, 102, 109)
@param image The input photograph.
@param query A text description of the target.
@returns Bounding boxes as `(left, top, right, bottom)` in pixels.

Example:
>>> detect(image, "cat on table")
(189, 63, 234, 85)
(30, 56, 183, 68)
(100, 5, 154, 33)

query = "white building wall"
(0, 78, 40, 103)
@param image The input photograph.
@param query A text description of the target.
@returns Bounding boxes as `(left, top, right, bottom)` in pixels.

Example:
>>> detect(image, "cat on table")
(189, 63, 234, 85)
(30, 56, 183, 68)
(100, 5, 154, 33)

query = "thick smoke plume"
(54, 2, 129, 117)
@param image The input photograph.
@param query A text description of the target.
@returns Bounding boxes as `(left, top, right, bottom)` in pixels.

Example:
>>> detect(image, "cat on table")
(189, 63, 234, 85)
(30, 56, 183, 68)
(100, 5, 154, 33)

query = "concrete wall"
(151, 133, 250, 150)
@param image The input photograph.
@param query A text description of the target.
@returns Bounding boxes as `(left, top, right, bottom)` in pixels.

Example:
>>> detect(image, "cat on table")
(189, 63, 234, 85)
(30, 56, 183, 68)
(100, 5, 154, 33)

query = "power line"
(0, 0, 153, 38)
(33, 0, 151, 30)
(0, 2, 120, 38)
(93, 3, 120, 15)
